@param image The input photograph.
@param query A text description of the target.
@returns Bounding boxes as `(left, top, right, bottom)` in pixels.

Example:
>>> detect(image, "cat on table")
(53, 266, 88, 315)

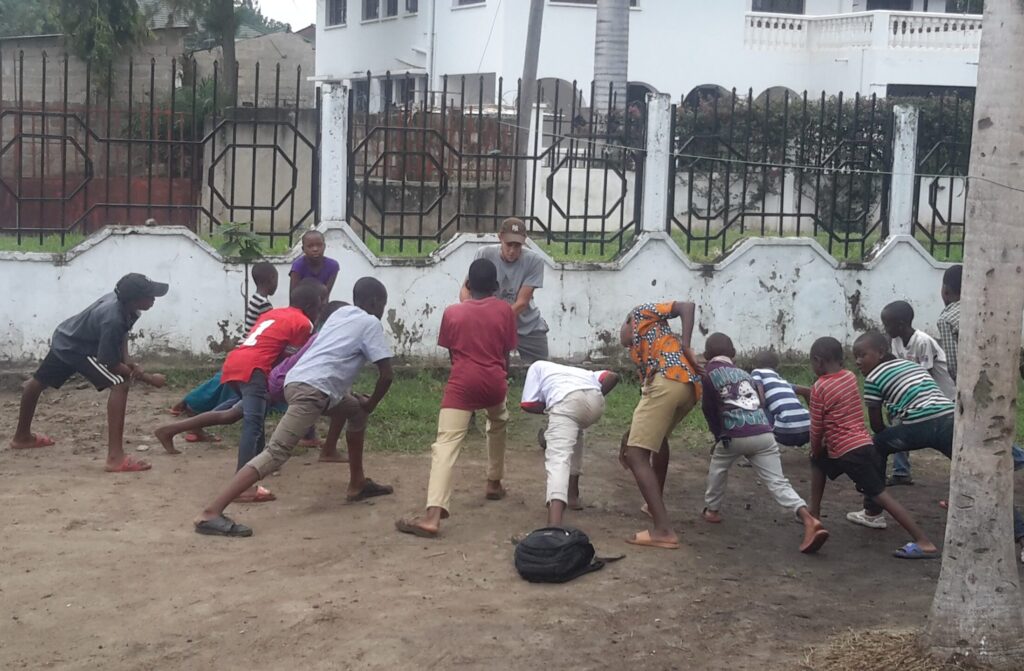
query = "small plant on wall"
(215, 222, 266, 323)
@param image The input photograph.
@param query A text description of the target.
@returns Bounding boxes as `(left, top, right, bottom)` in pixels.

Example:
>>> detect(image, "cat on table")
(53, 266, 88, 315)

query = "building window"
(384, 0, 399, 16)
(327, 0, 346, 25)
(454, 0, 485, 6)
(551, 0, 638, 6)
(865, 0, 912, 8)
(751, 0, 805, 13)
(363, 0, 380, 20)
(352, 79, 370, 113)
(406, 0, 418, 12)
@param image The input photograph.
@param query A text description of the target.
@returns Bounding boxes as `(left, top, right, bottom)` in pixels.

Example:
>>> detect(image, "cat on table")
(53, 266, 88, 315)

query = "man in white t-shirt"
(881, 300, 956, 486)
(521, 361, 619, 526)
(192, 277, 395, 538)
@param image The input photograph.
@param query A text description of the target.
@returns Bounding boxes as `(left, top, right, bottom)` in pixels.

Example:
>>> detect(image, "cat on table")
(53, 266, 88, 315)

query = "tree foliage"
(0, 0, 60, 38)
(50, 0, 150, 72)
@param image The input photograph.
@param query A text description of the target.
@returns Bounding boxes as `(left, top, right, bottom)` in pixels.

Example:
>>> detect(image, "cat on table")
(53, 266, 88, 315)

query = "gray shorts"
(516, 327, 549, 364)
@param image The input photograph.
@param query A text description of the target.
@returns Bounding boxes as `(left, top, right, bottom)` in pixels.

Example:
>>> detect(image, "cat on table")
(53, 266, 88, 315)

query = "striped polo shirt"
(751, 368, 810, 436)
(863, 358, 955, 425)
(244, 293, 273, 333)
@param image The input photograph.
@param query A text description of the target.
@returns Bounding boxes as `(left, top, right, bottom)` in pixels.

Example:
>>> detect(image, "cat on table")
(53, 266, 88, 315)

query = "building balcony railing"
(745, 10, 982, 51)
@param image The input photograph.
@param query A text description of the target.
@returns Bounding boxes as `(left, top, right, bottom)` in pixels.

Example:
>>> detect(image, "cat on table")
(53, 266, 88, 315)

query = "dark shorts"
(33, 350, 125, 392)
(776, 430, 810, 448)
(812, 444, 886, 499)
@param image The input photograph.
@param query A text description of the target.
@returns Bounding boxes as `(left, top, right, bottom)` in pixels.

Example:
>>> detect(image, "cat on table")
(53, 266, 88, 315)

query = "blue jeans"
(235, 370, 268, 472)
(1015, 445, 1024, 541)
(892, 451, 911, 478)
(865, 415, 954, 515)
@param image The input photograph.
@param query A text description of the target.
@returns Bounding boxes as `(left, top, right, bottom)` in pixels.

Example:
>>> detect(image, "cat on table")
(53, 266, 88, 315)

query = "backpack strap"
(564, 553, 625, 581)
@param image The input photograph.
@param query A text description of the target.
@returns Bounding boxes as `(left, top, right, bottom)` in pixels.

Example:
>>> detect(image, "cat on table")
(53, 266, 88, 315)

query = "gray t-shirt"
(285, 305, 393, 407)
(50, 292, 138, 366)
(474, 245, 546, 336)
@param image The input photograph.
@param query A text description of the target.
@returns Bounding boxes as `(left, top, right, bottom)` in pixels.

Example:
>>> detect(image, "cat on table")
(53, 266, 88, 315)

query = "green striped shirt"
(863, 359, 955, 425)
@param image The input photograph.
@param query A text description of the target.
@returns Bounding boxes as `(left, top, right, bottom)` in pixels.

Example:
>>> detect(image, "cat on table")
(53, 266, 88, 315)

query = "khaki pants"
(704, 433, 806, 519)
(426, 401, 509, 513)
(626, 374, 697, 451)
(545, 389, 605, 504)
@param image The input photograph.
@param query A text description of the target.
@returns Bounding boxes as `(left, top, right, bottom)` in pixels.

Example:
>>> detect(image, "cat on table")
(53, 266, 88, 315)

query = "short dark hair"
(316, 300, 349, 330)
(810, 337, 843, 363)
(289, 280, 322, 313)
(251, 262, 277, 285)
(704, 332, 736, 359)
(467, 258, 499, 294)
(353, 277, 387, 306)
(943, 265, 963, 295)
(855, 330, 890, 354)
(753, 349, 780, 370)
(881, 300, 914, 325)
(301, 229, 325, 244)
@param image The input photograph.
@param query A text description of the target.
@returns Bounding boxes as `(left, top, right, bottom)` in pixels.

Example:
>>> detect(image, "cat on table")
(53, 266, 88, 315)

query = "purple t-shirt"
(268, 335, 318, 404)
(700, 357, 773, 440)
(290, 256, 340, 286)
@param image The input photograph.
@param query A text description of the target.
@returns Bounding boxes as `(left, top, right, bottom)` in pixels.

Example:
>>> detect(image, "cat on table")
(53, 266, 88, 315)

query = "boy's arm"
(867, 406, 886, 434)
(359, 358, 394, 414)
(700, 376, 724, 439)
(669, 301, 696, 348)
(792, 384, 812, 401)
(458, 279, 471, 302)
(808, 386, 825, 458)
(600, 372, 620, 396)
(325, 274, 337, 300)
(289, 272, 300, 294)
(754, 380, 767, 409)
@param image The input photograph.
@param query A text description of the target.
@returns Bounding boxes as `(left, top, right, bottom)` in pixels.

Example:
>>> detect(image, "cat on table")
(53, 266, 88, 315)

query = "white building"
(315, 0, 982, 109)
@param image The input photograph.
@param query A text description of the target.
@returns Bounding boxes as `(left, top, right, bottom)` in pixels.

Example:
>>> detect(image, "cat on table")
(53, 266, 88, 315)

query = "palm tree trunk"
(592, 0, 629, 120)
(924, 0, 1024, 665)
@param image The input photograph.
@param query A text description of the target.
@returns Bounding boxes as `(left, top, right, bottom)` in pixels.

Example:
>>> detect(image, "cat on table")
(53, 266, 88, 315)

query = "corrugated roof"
(140, 0, 192, 30)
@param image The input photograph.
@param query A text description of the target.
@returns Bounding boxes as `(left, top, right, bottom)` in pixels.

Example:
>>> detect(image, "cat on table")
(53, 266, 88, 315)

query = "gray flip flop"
(195, 515, 253, 537)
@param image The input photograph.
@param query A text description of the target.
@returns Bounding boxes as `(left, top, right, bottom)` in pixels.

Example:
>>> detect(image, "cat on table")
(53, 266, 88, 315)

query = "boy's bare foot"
(105, 456, 151, 472)
(625, 529, 680, 549)
(298, 437, 322, 448)
(346, 478, 394, 502)
(568, 496, 584, 511)
(799, 518, 830, 554)
(9, 433, 56, 449)
(153, 427, 180, 455)
(395, 516, 439, 538)
(701, 508, 722, 524)
(318, 449, 349, 463)
(485, 480, 506, 500)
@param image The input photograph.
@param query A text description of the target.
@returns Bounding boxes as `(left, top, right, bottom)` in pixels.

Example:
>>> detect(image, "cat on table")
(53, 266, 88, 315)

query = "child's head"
(809, 336, 844, 377)
(852, 330, 890, 377)
(353, 277, 388, 319)
(300, 229, 326, 260)
(251, 262, 278, 295)
(114, 273, 169, 312)
(941, 264, 962, 306)
(880, 300, 914, 339)
(752, 349, 780, 371)
(703, 332, 736, 361)
(313, 301, 350, 331)
(467, 258, 499, 297)
(290, 279, 324, 321)
(619, 313, 633, 348)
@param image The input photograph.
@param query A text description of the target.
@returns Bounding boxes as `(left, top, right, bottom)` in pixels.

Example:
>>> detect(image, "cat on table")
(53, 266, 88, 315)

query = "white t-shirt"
(285, 306, 393, 406)
(892, 330, 957, 400)
(521, 361, 606, 410)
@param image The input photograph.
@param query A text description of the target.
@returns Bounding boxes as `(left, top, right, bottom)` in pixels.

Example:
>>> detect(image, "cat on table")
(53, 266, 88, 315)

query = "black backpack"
(514, 527, 621, 583)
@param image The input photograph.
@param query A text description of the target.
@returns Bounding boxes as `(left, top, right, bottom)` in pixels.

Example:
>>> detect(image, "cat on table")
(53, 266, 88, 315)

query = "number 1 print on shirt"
(242, 319, 276, 346)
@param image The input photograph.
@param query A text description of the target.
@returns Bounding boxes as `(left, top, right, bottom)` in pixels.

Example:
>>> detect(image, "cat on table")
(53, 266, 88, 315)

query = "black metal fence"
(669, 88, 893, 260)
(346, 72, 644, 256)
(0, 52, 319, 247)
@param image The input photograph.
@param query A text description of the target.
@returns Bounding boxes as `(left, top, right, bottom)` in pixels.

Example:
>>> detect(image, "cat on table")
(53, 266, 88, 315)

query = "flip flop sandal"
(485, 486, 507, 501)
(800, 527, 830, 554)
(701, 508, 722, 524)
(346, 479, 394, 502)
(195, 514, 253, 537)
(625, 530, 680, 550)
(235, 485, 276, 503)
(395, 518, 438, 538)
(11, 433, 56, 449)
(893, 542, 940, 559)
(106, 456, 151, 472)
(185, 432, 222, 443)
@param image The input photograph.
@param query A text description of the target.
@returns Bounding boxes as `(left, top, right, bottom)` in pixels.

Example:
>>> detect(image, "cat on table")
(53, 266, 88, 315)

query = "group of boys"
(8, 222, 1022, 562)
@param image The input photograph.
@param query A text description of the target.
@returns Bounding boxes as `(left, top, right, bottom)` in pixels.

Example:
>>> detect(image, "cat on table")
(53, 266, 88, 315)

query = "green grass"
(0, 232, 88, 253)
(357, 237, 441, 258)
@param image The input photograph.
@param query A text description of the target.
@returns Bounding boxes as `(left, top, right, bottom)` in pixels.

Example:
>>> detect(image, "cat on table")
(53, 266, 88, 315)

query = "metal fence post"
(641, 92, 672, 233)
(888, 103, 918, 237)
(320, 81, 348, 223)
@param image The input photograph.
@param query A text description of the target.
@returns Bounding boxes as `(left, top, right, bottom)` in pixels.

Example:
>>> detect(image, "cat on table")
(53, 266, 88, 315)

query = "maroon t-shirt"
(439, 297, 518, 410)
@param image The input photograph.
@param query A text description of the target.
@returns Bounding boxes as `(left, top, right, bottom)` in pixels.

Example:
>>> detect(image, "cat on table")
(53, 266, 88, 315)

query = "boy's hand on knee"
(618, 431, 630, 470)
(143, 373, 166, 388)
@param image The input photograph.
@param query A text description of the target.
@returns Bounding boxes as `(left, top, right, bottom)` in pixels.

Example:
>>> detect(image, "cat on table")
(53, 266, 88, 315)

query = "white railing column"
(888, 104, 919, 237)
(641, 92, 673, 233)
(319, 82, 349, 223)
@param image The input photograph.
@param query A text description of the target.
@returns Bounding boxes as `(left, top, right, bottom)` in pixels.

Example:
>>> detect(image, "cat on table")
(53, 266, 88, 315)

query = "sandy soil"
(0, 384, 1014, 671)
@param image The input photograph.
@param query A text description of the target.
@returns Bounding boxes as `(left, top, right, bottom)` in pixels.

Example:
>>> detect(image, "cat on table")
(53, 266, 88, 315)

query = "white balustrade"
(887, 12, 982, 50)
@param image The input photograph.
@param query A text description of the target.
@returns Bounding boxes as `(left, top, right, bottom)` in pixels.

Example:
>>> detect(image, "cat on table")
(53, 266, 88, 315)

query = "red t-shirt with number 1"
(221, 307, 313, 385)
(439, 297, 518, 410)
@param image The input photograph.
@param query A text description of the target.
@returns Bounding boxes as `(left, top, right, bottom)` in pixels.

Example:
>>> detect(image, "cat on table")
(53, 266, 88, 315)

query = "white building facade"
(315, 0, 982, 106)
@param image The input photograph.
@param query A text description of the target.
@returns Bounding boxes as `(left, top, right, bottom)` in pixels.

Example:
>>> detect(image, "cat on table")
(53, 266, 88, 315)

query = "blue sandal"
(892, 542, 939, 560)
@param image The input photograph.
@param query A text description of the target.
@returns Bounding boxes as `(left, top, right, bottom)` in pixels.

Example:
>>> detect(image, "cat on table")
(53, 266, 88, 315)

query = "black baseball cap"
(467, 258, 499, 294)
(115, 273, 169, 302)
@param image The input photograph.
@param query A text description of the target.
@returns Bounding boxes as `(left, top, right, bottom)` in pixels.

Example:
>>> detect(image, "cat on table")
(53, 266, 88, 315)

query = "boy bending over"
(193, 278, 393, 537)
(521, 361, 619, 527)
(10, 273, 168, 472)
(700, 333, 829, 554)
(807, 337, 938, 559)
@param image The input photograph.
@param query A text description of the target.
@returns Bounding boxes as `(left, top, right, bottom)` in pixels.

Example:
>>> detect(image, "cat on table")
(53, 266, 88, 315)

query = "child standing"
(396, 259, 518, 538)
(618, 300, 701, 550)
(806, 337, 939, 559)
(700, 333, 829, 554)
(217, 282, 322, 503)
(9, 273, 168, 472)
(750, 350, 811, 448)
(847, 331, 955, 528)
(193, 278, 394, 537)
(290, 229, 340, 299)
(520, 361, 620, 527)
(936, 265, 962, 382)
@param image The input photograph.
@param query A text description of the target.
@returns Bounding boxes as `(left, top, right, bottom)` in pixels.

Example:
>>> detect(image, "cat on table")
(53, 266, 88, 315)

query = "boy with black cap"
(397, 258, 518, 538)
(9, 273, 169, 472)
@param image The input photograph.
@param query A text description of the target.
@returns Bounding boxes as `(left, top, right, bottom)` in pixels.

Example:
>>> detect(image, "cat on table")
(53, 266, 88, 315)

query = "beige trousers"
(426, 401, 509, 513)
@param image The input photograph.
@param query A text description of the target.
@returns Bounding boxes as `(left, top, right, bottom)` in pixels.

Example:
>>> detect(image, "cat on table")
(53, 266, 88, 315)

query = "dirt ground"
(1, 384, 1019, 671)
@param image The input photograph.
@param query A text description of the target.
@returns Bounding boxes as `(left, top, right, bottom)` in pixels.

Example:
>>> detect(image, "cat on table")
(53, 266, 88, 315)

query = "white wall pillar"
(641, 92, 673, 234)
(888, 103, 919, 237)
(319, 82, 349, 223)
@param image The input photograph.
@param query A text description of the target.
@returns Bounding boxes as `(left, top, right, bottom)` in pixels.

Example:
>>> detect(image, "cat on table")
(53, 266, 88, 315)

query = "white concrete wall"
(0, 223, 957, 364)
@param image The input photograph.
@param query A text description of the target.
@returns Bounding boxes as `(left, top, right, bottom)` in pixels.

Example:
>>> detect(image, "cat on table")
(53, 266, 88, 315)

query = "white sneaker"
(846, 509, 887, 529)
